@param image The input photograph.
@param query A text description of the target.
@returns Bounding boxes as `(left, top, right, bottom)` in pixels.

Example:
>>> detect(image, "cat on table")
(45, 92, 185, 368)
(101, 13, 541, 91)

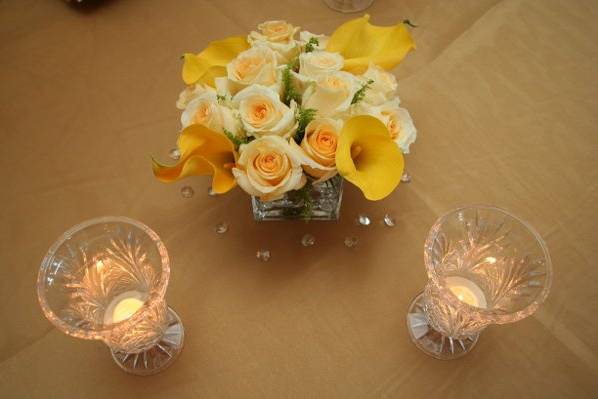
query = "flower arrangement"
(153, 15, 417, 217)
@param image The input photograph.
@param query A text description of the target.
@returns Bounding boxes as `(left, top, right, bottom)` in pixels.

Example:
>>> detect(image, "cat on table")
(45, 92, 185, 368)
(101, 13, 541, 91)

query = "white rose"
(232, 136, 306, 201)
(302, 71, 359, 117)
(176, 83, 216, 110)
(361, 62, 399, 105)
(290, 118, 341, 182)
(181, 92, 241, 137)
(298, 31, 329, 50)
(248, 20, 300, 63)
(233, 84, 297, 138)
(299, 51, 344, 79)
(226, 46, 279, 94)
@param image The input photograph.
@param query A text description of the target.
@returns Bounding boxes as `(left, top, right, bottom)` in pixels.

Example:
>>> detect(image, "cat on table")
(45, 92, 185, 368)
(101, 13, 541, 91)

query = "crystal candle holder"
(407, 205, 552, 359)
(37, 217, 184, 375)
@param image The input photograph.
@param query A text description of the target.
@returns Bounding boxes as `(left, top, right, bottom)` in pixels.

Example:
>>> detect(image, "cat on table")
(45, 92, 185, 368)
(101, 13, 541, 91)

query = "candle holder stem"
(110, 306, 184, 376)
(406, 292, 479, 360)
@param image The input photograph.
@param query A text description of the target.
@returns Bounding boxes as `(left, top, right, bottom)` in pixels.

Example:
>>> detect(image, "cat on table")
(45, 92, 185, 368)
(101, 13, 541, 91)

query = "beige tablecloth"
(1, 0, 597, 397)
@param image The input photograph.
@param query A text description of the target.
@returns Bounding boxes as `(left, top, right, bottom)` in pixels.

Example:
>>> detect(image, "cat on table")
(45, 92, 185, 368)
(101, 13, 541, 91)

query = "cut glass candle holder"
(37, 216, 184, 375)
(407, 205, 552, 359)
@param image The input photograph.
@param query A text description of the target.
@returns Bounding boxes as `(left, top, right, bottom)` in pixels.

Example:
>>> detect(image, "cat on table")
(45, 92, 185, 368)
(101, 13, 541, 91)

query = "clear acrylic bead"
(180, 186, 194, 198)
(256, 249, 271, 262)
(383, 214, 396, 227)
(215, 222, 228, 234)
(357, 214, 371, 226)
(301, 234, 315, 247)
(344, 237, 358, 248)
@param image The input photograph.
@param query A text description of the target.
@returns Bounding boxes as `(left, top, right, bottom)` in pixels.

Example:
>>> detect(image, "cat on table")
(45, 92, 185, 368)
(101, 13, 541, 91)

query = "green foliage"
(223, 128, 248, 150)
(282, 58, 301, 106)
(351, 79, 375, 105)
(304, 37, 319, 53)
(216, 94, 227, 104)
(294, 108, 317, 144)
(299, 180, 314, 220)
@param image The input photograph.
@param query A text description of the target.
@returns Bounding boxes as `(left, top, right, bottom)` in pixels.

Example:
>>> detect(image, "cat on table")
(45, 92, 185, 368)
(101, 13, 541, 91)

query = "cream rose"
(299, 51, 344, 79)
(302, 71, 359, 117)
(298, 31, 329, 50)
(176, 83, 216, 110)
(291, 118, 342, 182)
(233, 84, 297, 138)
(232, 136, 306, 201)
(378, 102, 417, 153)
(248, 20, 300, 63)
(226, 46, 279, 94)
(361, 62, 399, 105)
(181, 92, 241, 137)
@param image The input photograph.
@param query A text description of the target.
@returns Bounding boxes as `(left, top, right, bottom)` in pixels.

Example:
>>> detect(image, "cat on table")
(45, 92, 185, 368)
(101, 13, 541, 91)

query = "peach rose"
(181, 92, 241, 137)
(226, 46, 279, 94)
(232, 136, 306, 201)
(291, 118, 342, 182)
(299, 51, 344, 80)
(361, 62, 399, 105)
(176, 83, 216, 110)
(233, 84, 297, 138)
(248, 20, 300, 62)
(302, 71, 359, 117)
(298, 31, 329, 51)
(379, 103, 417, 154)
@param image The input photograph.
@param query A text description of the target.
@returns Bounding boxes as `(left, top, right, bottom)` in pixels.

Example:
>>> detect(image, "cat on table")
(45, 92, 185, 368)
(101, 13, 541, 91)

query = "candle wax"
(103, 290, 146, 324)
(445, 276, 488, 308)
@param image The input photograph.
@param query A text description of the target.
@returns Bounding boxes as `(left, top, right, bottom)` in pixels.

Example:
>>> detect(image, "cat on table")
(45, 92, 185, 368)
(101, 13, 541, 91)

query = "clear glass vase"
(37, 216, 184, 375)
(252, 175, 343, 221)
(406, 205, 552, 359)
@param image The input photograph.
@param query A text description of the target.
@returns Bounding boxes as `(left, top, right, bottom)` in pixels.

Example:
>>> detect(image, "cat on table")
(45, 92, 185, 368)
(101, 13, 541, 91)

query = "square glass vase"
(251, 175, 343, 221)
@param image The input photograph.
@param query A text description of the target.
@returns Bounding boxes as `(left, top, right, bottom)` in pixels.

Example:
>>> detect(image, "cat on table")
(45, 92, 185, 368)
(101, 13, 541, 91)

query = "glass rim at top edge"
(37, 216, 170, 340)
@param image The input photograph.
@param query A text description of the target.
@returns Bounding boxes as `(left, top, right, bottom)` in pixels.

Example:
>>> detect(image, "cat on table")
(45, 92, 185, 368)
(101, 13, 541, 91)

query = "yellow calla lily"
(152, 124, 237, 194)
(326, 14, 415, 74)
(336, 115, 404, 200)
(182, 36, 250, 86)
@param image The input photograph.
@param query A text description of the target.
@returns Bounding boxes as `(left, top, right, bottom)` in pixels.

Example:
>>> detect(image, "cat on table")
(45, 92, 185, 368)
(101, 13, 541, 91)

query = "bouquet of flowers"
(153, 15, 417, 216)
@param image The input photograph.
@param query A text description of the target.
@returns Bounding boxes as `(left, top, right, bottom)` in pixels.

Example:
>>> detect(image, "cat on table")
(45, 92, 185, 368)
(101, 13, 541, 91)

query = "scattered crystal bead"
(383, 214, 396, 227)
(168, 148, 181, 161)
(357, 214, 371, 226)
(256, 249, 271, 262)
(344, 237, 358, 248)
(180, 186, 194, 198)
(215, 222, 228, 234)
(401, 171, 412, 183)
(301, 234, 315, 247)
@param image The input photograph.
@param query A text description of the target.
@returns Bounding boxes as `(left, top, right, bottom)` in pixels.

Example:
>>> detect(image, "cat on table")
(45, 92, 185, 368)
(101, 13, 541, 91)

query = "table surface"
(1, 0, 598, 397)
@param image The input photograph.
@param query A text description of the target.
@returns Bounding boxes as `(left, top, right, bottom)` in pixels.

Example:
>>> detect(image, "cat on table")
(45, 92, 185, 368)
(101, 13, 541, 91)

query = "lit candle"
(103, 290, 146, 324)
(445, 276, 487, 308)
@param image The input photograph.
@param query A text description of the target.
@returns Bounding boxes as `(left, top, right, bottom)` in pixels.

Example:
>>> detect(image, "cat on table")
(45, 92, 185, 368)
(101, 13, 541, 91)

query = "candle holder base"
(406, 292, 479, 360)
(110, 307, 184, 375)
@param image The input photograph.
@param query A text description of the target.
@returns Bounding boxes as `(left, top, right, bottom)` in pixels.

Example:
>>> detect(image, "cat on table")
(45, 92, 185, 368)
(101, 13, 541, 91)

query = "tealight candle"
(103, 290, 146, 324)
(445, 276, 487, 308)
